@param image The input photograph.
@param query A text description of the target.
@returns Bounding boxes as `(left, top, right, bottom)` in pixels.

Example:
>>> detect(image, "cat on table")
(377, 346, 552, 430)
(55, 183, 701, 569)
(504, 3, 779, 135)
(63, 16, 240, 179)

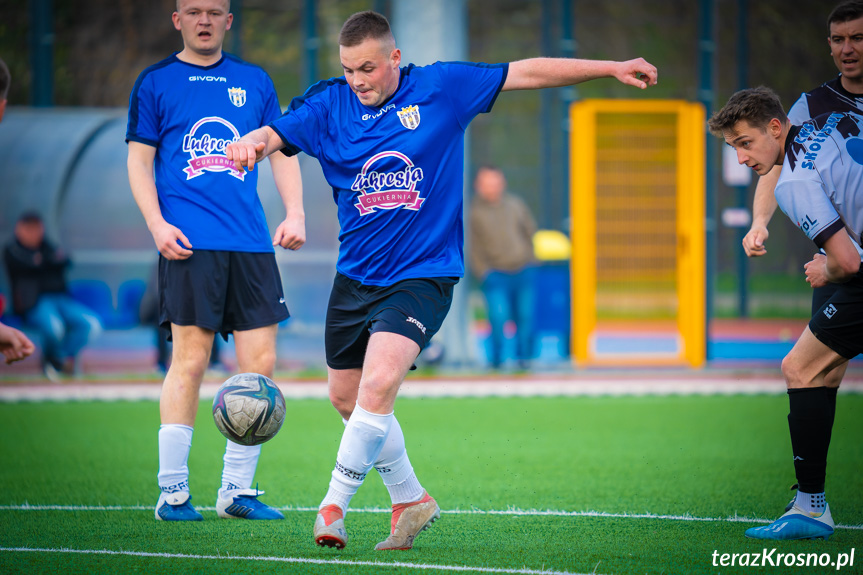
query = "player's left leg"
(324, 371, 432, 549)
(214, 250, 289, 520)
(745, 327, 846, 541)
(315, 333, 418, 548)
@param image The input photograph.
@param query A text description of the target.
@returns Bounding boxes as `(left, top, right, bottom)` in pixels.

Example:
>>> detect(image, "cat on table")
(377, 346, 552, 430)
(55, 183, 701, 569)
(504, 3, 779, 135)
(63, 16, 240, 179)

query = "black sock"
(787, 387, 835, 493)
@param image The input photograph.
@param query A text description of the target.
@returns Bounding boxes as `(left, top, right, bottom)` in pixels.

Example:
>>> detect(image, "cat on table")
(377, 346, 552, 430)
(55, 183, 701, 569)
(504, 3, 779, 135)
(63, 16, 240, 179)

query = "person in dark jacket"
(3, 212, 101, 379)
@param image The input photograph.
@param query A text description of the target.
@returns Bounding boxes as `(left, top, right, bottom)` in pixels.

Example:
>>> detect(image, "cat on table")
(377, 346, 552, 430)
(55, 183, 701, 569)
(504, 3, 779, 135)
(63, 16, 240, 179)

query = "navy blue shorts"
(159, 250, 289, 341)
(809, 271, 863, 359)
(325, 272, 458, 370)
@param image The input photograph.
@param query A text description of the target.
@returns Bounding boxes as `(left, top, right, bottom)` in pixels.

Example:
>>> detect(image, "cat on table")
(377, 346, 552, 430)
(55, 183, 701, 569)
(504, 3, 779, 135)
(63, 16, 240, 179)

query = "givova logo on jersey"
(351, 151, 425, 215)
(182, 116, 245, 181)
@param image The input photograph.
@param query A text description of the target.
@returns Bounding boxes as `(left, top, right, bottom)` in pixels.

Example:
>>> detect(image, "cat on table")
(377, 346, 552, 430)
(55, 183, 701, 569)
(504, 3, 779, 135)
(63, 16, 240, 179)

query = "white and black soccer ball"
(212, 373, 286, 446)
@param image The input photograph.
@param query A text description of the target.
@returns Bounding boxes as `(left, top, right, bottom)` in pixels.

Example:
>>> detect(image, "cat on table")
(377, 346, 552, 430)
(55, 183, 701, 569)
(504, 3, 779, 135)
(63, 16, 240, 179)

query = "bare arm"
(127, 141, 193, 260)
(742, 165, 781, 257)
(269, 152, 306, 251)
(225, 126, 285, 174)
(804, 228, 862, 287)
(503, 57, 657, 92)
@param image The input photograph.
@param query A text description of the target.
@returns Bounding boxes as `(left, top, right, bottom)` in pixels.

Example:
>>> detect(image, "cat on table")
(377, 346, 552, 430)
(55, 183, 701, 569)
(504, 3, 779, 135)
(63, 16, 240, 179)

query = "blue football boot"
(216, 488, 284, 520)
(745, 503, 834, 540)
(155, 491, 203, 521)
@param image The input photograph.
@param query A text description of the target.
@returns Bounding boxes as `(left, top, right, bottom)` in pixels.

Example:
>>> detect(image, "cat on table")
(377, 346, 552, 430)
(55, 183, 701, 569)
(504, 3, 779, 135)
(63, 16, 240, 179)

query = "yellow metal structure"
(570, 100, 705, 367)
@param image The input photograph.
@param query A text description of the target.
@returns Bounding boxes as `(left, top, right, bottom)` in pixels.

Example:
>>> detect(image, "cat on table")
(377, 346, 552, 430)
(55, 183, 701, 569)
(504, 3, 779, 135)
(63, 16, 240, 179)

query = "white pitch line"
(2, 504, 861, 530)
(0, 547, 587, 575)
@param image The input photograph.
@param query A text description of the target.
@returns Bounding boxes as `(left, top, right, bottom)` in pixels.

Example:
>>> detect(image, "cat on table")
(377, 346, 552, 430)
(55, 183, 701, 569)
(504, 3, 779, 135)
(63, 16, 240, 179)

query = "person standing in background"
(469, 165, 537, 370)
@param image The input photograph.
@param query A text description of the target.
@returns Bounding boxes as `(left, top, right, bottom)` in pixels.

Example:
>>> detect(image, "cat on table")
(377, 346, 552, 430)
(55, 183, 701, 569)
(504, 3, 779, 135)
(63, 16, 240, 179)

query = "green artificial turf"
(0, 394, 861, 574)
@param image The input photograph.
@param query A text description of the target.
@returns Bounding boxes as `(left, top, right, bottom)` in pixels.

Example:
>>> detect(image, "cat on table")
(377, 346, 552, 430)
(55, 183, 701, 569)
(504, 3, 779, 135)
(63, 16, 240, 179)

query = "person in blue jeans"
(3, 211, 101, 379)
(469, 166, 537, 370)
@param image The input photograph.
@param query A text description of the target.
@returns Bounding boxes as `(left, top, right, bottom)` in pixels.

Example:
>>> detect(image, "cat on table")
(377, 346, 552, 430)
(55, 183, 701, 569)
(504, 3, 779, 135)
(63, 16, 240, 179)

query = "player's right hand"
(742, 225, 769, 257)
(0, 323, 36, 364)
(226, 141, 266, 174)
(151, 221, 193, 260)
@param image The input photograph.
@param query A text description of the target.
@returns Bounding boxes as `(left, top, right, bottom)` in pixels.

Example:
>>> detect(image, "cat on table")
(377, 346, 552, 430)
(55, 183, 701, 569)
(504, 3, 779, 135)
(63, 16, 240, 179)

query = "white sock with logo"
(375, 415, 425, 504)
(219, 441, 262, 499)
(320, 404, 392, 513)
(157, 424, 194, 496)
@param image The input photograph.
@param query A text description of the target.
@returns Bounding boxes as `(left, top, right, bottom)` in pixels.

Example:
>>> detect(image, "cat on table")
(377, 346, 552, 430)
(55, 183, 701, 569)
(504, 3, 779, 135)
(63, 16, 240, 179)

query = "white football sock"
(796, 490, 827, 515)
(219, 441, 262, 499)
(157, 424, 194, 494)
(320, 404, 392, 513)
(374, 416, 425, 504)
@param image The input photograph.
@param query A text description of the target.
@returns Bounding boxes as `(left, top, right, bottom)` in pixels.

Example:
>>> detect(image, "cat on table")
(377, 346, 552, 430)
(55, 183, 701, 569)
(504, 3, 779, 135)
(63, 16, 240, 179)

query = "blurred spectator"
(0, 56, 37, 365)
(468, 165, 537, 370)
(3, 212, 102, 380)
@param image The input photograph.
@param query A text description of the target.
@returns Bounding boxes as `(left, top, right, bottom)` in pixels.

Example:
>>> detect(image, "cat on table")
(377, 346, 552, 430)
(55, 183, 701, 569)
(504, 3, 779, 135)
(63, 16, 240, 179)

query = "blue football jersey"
(270, 61, 508, 286)
(126, 53, 282, 252)
(777, 112, 863, 260)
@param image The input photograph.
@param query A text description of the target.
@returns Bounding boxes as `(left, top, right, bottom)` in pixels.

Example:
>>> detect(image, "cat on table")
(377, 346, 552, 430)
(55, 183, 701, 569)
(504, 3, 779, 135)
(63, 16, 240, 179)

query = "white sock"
(796, 490, 827, 515)
(158, 424, 194, 494)
(219, 441, 262, 499)
(375, 416, 425, 504)
(320, 404, 393, 513)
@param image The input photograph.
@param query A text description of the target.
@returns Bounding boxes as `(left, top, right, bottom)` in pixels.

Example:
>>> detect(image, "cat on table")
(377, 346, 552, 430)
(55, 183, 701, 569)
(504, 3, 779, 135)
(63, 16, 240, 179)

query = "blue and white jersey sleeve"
(787, 93, 811, 125)
(270, 79, 336, 159)
(436, 61, 508, 128)
(775, 178, 843, 247)
(778, 112, 863, 257)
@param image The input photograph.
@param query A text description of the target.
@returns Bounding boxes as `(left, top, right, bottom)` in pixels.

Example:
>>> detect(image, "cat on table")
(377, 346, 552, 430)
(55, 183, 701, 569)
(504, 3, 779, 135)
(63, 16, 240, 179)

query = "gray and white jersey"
(776, 111, 863, 261)
(787, 75, 863, 124)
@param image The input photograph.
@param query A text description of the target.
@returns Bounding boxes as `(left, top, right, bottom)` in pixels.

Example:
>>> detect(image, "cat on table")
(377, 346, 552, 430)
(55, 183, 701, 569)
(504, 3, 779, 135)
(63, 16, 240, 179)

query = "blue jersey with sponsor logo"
(777, 112, 863, 260)
(126, 53, 282, 252)
(270, 61, 508, 286)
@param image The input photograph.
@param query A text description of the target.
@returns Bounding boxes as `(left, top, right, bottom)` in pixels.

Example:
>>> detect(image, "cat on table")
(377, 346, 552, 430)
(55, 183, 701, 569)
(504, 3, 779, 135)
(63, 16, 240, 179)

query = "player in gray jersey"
(742, 1, 863, 394)
(709, 87, 863, 541)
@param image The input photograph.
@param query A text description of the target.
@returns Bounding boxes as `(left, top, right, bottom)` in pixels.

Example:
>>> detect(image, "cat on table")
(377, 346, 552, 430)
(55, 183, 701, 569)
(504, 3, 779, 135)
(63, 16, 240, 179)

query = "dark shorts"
(325, 272, 458, 370)
(808, 272, 863, 359)
(159, 250, 289, 341)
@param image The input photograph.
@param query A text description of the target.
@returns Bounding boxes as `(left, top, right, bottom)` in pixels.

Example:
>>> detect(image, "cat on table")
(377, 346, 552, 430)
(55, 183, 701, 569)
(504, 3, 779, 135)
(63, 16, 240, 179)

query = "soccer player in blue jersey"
(743, 0, 863, 397)
(126, 0, 305, 522)
(227, 10, 657, 550)
(710, 87, 863, 541)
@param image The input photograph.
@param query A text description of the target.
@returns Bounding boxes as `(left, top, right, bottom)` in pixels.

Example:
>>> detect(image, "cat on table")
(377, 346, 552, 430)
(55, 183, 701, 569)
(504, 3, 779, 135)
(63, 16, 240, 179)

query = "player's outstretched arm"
(270, 153, 306, 251)
(742, 165, 781, 257)
(502, 57, 657, 92)
(0, 321, 36, 364)
(226, 126, 284, 174)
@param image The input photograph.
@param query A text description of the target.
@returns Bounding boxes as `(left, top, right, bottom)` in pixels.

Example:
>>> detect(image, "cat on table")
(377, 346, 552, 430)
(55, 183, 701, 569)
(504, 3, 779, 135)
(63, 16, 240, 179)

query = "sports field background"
(1, 383, 861, 574)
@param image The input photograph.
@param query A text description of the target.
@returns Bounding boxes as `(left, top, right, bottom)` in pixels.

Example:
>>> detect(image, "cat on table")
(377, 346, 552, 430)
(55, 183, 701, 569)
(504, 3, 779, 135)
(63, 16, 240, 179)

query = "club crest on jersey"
(228, 87, 246, 107)
(182, 116, 245, 180)
(351, 151, 425, 215)
(397, 105, 420, 130)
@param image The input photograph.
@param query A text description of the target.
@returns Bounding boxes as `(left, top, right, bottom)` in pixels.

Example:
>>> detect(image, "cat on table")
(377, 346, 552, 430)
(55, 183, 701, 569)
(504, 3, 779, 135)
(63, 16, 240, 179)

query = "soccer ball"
(212, 373, 286, 446)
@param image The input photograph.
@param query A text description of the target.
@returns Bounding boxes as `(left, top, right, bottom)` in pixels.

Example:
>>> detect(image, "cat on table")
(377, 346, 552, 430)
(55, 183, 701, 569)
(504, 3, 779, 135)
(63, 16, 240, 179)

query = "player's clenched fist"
(226, 140, 266, 173)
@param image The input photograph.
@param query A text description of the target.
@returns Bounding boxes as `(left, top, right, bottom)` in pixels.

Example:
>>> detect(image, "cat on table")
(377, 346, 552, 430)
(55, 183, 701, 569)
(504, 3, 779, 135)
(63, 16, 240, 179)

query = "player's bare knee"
(328, 392, 355, 419)
(781, 353, 823, 389)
